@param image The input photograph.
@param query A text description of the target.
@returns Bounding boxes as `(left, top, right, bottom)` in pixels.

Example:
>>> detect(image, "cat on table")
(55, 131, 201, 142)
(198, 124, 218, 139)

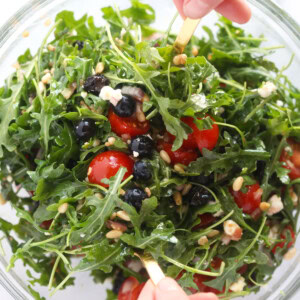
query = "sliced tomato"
(192, 213, 216, 231)
(272, 225, 295, 254)
(108, 108, 150, 138)
(231, 183, 262, 214)
(157, 141, 198, 166)
(88, 150, 134, 187)
(118, 277, 140, 300)
(280, 139, 300, 180)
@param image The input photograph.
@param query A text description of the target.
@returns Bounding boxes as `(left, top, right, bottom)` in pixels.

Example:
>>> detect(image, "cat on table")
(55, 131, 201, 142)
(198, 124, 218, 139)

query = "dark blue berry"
(124, 187, 148, 211)
(185, 186, 213, 207)
(83, 75, 110, 96)
(75, 119, 95, 140)
(112, 95, 136, 117)
(129, 135, 154, 158)
(73, 41, 84, 50)
(112, 271, 125, 295)
(188, 174, 214, 185)
(133, 160, 152, 181)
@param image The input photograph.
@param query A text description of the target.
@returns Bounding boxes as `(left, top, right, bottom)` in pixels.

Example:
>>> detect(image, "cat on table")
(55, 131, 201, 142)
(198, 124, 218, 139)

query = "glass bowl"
(0, 0, 299, 299)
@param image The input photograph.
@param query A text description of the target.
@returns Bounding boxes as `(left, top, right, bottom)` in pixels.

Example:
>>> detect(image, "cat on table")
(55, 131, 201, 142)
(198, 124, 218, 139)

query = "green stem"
(48, 256, 61, 290)
(244, 96, 271, 123)
(50, 272, 74, 296)
(218, 78, 245, 91)
(49, 212, 60, 231)
(161, 12, 178, 47)
(146, 108, 158, 120)
(161, 254, 225, 277)
(30, 231, 68, 248)
(119, 175, 133, 189)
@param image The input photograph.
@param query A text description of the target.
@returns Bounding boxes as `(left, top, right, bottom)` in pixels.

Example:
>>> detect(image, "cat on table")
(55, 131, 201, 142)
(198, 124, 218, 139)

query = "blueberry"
(83, 74, 110, 96)
(112, 271, 125, 295)
(112, 95, 136, 117)
(129, 135, 154, 158)
(188, 174, 214, 185)
(75, 119, 96, 140)
(73, 41, 84, 50)
(133, 160, 152, 181)
(185, 186, 213, 207)
(124, 187, 148, 211)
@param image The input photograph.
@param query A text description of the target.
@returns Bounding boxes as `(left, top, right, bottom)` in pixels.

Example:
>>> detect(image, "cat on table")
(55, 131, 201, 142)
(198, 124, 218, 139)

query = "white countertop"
(0, 0, 299, 299)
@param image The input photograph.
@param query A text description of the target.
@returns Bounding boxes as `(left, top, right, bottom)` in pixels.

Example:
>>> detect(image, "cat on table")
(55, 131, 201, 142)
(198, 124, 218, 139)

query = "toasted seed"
(87, 167, 92, 176)
(22, 30, 29, 38)
(233, 176, 244, 192)
(284, 247, 297, 260)
(92, 139, 100, 147)
(47, 44, 56, 52)
(42, 73, 52, 84)
(0, 194, 6, 205)
(145, 187, 151, 197)
(58, 203, 68, 214)
(117, 210, 131, 222)
(174, 163, 185, 174)
(110, 212, 117, 220)
(160, 150, 171, 164)
(106, 230, 123, 239)
(182, 184, 192, 196)
(44, 18, 51, 27)
(106, 220, 127, 232)
(95, 193, 103, 199)
(192, 46, 199, 56)
(119, 189, 126, 196)
(173, 191, 182, 206)
(291, 191, 298, 206)
(207, 230, 220, 238)
(198, 236, 208, 246)
(95, 62, 105, 74)
(173, 54, 187, 65)
(260, 202, 270, 212)
(136, 110, 146, 123)
(108, 137, 116, 145)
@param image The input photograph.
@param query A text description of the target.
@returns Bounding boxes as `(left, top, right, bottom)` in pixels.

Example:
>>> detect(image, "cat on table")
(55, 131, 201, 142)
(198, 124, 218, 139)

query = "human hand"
(173, 0, 251, 24)
(138, 277, 219, 300)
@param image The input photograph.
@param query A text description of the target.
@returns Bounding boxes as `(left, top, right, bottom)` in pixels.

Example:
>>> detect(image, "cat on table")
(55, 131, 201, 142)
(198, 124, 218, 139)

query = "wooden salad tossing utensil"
(174, 18, 201, 53)
(134, 252, 165, 285)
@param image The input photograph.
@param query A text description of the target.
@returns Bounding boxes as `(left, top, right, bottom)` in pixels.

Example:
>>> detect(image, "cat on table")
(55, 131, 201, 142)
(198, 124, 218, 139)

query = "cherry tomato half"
(272, 225, 295, 254)
(280, 139, 300, 180)
(157, 141, 198, 166)
(118, 277, 140, 300)
(192, 213, 216, 231)
(108, 108, 150, 138)
(167, 116, 219, 153)
(231, 183, 262, 215)
(88, 151, 134, 187)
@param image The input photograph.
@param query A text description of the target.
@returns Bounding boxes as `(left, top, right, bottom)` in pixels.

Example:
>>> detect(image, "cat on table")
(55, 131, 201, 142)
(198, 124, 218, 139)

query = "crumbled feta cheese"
(133, 151, 139, 158)
(230, 277, 246, 292)
(267, 194, 283, 216)
(223, 220, 243, 241)
(81, 91, 88, 98)
(258, 81, 277, 98)
(191, 94, 207, 109)
(213, 209, 224, 217)
(100, 86, 122, 106)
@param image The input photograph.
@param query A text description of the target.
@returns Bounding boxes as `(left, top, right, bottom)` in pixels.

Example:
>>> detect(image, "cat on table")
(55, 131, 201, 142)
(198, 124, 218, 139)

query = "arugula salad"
(0, 1, 300, 299)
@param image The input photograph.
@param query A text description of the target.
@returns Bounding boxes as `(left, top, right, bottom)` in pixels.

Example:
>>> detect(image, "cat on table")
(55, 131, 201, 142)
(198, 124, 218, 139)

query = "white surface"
(0, 1, 299, 299)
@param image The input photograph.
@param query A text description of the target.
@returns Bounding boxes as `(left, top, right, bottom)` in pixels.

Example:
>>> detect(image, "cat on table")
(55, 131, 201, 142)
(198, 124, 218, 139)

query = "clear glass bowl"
(0, 0, 299, 299)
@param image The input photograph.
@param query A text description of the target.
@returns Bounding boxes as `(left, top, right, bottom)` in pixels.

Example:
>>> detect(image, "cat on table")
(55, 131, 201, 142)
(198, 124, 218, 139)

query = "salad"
(0, 1, 300, 299)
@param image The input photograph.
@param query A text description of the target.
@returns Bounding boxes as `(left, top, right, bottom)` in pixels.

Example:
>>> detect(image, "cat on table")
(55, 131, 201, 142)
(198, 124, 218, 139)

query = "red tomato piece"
(88, 151, 134, 187)
(272, 225, 295, 254)
(231, 183, 262, 215)
(108, 108, 150, 138)
(131, 283, 146, 300)
(192, 213, 216, 231)
(40, 219, 53, 230)
(280, 139, 300, 180)
(118, 277, 140, 300)
(157, 141, 198, 166)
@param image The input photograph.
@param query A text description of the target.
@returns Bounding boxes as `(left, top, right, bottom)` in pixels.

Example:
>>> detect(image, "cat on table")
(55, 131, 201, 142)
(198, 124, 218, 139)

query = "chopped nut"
(232, 176, 244, 192)
(41, 73, 52, 84)
(108, 137, 116, 145)
(173, 54, 187, 65)
(198, 236, 208, 246)
(119, 189, 126, 196)
(47, 44, 56, 52)
(106, 230, 123, 239)
(0, 194, 6, 205)
(22, 30, 29, 38)
(145, 187, 151, 197)
(267, 194, 283, 216)
(12, 62, 20, 69)
(230, 277, 246, 292)
(93, 139, 101, 147)
(61, 82, 77, 99)
(44, 18, 51, 27)
(173, 191, 182, 206)
(117, 210, 131, 222)
(192, 46, 199, 56)
(95, 193, 103, 199)
(160, 150, 171, 164)
(106, 220, 127, 232)
(58, 203, 68, 214)
(291, 190, 298, 206)
(260, 202, 270, 212)
(95, 62, 105, 74)
(110, 212, 117, 220)
(207, 53, 213, 60)
(284, 247, 297, 260)
(174, 163, 185, 174)
(87, 167, 92, 176)
(182, 184, 192, 196)
(207, 230, 220, 238)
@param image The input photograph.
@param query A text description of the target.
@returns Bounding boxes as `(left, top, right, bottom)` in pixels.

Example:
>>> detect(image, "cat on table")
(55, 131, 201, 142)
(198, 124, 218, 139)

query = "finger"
(154, 277, 190, 300)
(189, 292, 219, 300)
(173, 0, 185, 18)
(215, 0, 252, 24)
(183, 0, 224, 19)
(138, 280, 155, 300)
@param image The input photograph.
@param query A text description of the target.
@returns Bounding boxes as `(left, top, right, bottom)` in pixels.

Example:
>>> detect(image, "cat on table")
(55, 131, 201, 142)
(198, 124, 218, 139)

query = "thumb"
(154, 277, 189, 300)
(183, 0, 224, 19)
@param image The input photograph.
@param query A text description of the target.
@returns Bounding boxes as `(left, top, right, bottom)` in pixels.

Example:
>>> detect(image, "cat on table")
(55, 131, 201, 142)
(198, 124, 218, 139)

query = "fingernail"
(157, 278, 180, 292)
